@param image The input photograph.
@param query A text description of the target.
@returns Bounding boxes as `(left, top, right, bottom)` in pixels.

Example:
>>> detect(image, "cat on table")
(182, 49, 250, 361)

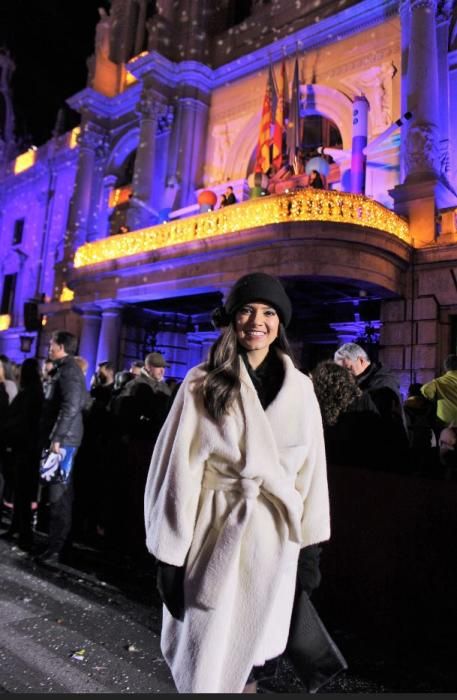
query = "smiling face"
(235, 302, 280, 368)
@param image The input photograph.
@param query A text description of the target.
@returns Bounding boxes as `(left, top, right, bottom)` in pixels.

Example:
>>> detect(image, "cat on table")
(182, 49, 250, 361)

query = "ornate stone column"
(174, 98, 210, 208)
(399, 0, 411, 182)
(390, 0, 457, 246)
(95, 304, 124, 370)
(127, 86, 171, 230)
(66, 120, 107, 255)
(403, 0, 440, 182)
(78, 308, 102, 387)
(436, 1, 453, 177)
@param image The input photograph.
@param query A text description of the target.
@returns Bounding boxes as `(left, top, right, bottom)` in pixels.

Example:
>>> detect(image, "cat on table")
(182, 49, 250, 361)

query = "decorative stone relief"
(205, 115, 249, 184)
(136, 87, 168, 122)
(323, 46, 400, 82)
(341, 62, 395, 135)
(405, 122, 440, 175)
(77, 123, 107, 154)
(437, 0, 453, 21)
(157, 105, 174, 134)
(410, 0, 437, 11)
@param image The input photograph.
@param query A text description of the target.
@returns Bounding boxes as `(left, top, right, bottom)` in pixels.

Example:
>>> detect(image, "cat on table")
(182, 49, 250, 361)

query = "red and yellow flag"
(254, 67, 275, 173)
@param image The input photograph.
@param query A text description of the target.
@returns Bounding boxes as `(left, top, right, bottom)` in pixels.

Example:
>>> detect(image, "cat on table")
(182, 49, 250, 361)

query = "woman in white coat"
(144, 272, 330, 693)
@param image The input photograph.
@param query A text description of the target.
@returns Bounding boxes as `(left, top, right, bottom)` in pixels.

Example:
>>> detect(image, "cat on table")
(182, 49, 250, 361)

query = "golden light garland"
(74, 190, 410, 268)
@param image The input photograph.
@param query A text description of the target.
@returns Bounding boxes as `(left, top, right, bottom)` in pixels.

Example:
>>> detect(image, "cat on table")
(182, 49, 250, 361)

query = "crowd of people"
(312, 344, 457, 478)
(0, 326, 455, 563)
(0, 337, 175, 562)
(1, 276, 457, 692)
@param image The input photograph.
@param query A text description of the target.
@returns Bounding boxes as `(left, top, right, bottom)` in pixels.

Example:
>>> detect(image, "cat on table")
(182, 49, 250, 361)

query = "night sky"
(0, 0, 110, 148)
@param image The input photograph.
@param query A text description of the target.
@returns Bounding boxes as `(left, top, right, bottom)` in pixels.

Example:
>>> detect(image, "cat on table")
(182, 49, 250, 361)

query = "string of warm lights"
(74, 190, 410, 268)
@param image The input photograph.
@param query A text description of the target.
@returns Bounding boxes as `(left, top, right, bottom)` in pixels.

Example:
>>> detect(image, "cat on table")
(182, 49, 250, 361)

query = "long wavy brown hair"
(311, 360, 362, 426)
(199, 322, 294, 422)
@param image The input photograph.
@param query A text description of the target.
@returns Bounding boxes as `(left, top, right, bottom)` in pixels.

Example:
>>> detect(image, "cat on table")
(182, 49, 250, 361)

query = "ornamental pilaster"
(402, 0, 441, 181)
(67, 121, 109, 255)
(127, 88, 172, 230)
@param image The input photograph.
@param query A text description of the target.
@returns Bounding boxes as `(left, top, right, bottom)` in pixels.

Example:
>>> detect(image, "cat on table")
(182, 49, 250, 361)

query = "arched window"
(301, 115, 342, 157)
(116, 150, 136, 188)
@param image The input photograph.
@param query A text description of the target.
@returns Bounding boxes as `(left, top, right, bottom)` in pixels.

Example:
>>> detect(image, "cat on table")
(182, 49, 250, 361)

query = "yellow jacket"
(421, 371, 457, 424)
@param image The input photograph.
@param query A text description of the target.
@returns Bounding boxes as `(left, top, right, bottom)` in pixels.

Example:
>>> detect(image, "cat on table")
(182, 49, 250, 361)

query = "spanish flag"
(254, 66, 275, 173)
(272, 59, 288, 169)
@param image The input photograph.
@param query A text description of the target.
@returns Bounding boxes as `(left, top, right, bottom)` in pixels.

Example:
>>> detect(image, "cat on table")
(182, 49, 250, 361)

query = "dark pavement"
(0, 530, 454, 694)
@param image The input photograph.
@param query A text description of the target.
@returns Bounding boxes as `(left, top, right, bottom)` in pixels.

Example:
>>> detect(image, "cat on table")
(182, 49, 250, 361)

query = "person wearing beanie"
(144, 272, 330, 693)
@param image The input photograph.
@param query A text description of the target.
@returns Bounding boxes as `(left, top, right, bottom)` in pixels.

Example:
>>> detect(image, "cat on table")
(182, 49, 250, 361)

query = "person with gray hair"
(334, 342, 369, 371)
(334, 343, 403, 418)
(334, 342, 409, 468)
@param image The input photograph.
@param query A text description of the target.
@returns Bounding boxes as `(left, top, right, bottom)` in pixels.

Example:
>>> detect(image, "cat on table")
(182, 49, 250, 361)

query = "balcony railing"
(74, 189, 410, 268)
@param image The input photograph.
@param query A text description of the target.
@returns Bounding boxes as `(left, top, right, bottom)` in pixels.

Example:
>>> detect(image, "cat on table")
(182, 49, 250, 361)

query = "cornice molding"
(127, 0, 399, 90)
(128, 52, 213, 93)
(67, 84, 142, 119)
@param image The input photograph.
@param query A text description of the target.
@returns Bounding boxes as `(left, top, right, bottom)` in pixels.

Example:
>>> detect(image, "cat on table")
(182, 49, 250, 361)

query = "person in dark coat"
(123, 351, 172, 555)
(0, 358, 44, 549)
(312, 360, 386, 469)
(308, 169, 325, 189)
(334, 342, 409, 470)
(36, 330, 88, 564)
(220, 185, 237, 207)
(403, 382, 437, 474)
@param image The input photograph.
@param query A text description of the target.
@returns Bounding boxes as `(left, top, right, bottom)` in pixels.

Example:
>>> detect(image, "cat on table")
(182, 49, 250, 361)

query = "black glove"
(296, 544, 322, 596)
(156, 561, 185, 621)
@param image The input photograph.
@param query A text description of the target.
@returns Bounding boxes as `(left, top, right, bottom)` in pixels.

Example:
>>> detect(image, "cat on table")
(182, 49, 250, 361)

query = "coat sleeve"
(295, 380, 331, 548)
(144, 373, 210, 567)
(50, 365, 86, 444)
(421, 379, 437, 401)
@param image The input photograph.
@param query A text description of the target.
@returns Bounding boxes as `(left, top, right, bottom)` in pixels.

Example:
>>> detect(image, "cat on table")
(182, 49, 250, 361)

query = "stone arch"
(105, 127, 140, 182)
(299, 84, 353, 149)
(223, 83, 353, 181)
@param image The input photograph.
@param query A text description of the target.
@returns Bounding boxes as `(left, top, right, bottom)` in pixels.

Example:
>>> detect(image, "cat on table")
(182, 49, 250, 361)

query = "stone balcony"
(74, 189, 410, 269)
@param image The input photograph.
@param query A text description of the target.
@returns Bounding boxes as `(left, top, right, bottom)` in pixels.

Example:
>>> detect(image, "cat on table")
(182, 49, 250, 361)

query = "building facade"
(1, 0, 457, 393)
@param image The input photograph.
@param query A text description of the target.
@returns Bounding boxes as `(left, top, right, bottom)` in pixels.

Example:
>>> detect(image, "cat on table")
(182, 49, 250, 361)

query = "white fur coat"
(144, 353, 330, 693)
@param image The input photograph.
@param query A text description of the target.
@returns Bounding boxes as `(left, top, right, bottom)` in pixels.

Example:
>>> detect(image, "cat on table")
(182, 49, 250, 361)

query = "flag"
(286, 58, 301, 168)
(254, 66, 275, 173)
(272, 59, 288, 169)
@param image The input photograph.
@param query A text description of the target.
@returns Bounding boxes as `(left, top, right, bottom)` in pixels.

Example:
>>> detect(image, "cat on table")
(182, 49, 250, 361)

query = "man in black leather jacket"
(37, 330, 87, 564)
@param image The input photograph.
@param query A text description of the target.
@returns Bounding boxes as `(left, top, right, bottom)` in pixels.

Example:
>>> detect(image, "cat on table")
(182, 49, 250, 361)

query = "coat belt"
(195, 471, 292, 609)
(202, 471, 263, 499)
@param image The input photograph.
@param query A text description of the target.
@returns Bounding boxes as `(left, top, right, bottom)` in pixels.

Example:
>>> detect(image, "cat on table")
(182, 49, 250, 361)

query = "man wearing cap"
(124, 352, 172, 555)
(125, 352, 171, 431)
